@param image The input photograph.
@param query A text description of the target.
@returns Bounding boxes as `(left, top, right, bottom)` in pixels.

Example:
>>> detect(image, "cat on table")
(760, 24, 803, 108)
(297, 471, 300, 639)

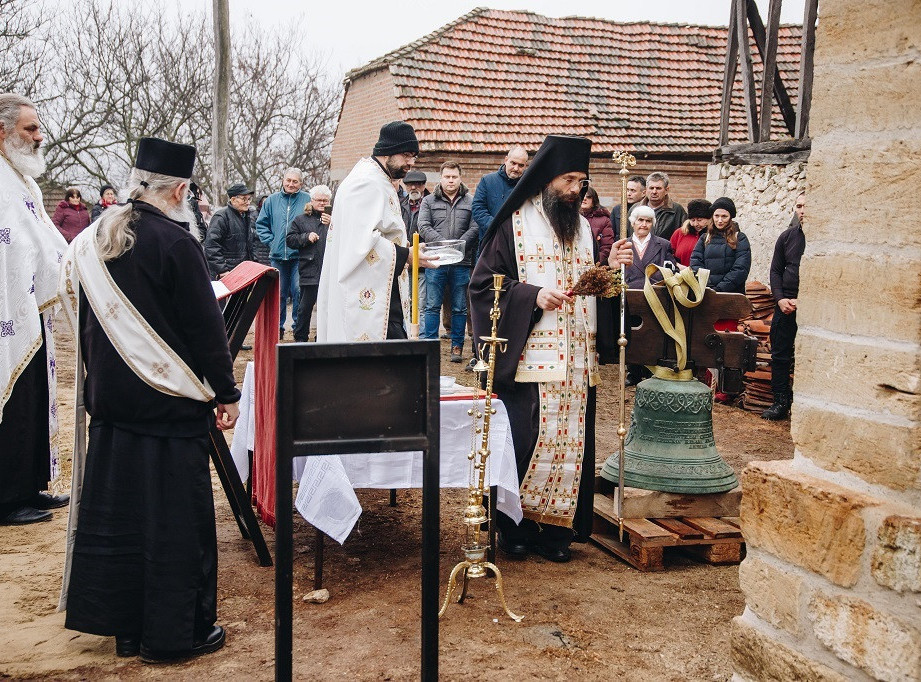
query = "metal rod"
(612, 151, 636, 543)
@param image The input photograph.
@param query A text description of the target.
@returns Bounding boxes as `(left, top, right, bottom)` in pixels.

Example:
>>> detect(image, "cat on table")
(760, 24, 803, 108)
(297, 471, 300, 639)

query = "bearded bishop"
(469, 135, 633, 563)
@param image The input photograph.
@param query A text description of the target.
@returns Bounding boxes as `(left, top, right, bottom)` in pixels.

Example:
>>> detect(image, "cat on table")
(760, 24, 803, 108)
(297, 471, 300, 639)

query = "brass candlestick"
(612, 150, 636, 542)
(439, 273, 522, 623)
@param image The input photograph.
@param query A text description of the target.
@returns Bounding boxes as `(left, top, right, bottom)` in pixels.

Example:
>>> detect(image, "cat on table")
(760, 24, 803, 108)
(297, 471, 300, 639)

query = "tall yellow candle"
(412, 232, 420, 326)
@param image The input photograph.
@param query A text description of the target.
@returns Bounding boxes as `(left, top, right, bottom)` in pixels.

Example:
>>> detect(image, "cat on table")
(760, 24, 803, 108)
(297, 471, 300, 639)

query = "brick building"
(330, 8, 801, 207)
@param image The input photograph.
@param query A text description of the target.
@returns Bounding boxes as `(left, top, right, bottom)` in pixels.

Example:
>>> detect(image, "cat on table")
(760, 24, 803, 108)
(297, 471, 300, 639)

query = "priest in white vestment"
(317, 121, 436, 342)
(0, 93, 70, 526)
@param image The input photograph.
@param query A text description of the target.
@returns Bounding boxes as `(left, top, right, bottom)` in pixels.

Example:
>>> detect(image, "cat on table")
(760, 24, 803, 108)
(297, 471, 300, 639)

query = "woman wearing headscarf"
(689, 197, 751, 293)
(580, 186, 614, 263)
(670, 198, 711, 267)
(624, 204, 674, 290)
(91, 184, 117, 222)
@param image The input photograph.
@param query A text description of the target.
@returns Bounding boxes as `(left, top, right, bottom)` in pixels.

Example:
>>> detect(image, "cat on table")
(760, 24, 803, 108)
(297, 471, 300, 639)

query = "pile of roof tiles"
(739, 282, 786, 413)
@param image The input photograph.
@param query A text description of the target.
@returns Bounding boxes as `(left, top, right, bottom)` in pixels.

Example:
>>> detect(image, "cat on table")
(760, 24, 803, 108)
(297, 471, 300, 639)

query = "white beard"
(5, 133, 46, 178)
(163, 198, 199, 239)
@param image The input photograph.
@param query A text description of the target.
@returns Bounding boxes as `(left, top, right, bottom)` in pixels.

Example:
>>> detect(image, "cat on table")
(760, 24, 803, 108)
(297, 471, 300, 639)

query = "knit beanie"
(99, 183, 114, 196)
(687, 199, 712, 219)
(372, 121, 419, 156)
(710, 197, 736, 219)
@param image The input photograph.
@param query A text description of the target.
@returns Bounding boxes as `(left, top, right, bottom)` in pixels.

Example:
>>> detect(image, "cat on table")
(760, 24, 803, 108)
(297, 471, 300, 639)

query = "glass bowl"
(421, 239, 465, 266)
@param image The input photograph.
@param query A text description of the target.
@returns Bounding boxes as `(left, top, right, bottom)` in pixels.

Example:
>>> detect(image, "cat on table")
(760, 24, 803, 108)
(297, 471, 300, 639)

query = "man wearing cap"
(400, 169, 429, 334)
(470, 135, 633, 563)
(204, 182, 257, 279)
(317, 121, 437, 342)
(59, 137, 239, 662)
(0, 93, 70, 526)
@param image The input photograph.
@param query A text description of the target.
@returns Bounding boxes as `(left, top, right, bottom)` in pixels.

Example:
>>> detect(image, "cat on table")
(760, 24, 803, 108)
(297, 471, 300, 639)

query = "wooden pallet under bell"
(591, 495, 745, 572)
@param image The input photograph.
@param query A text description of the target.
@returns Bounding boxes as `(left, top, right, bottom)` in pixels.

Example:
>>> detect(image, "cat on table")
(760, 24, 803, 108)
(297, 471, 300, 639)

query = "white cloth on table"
(229, 361, 523, 543)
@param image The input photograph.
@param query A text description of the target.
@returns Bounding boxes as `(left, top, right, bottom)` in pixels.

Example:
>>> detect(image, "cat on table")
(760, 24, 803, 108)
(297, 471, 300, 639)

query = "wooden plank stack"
(739, 281, 793, 413)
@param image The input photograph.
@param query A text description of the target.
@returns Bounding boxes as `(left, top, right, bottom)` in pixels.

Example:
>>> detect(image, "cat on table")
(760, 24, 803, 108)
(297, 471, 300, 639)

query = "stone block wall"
(732, 1, 921, 681)
(706, 160, 806, 285)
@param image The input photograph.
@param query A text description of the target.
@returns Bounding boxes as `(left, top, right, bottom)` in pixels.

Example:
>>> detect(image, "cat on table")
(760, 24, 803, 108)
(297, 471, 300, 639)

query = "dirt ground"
(0, 321, 793, 681)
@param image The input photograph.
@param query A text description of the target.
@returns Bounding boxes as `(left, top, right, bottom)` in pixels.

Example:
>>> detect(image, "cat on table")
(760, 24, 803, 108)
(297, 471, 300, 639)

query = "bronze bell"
(601, 377, 738, 493)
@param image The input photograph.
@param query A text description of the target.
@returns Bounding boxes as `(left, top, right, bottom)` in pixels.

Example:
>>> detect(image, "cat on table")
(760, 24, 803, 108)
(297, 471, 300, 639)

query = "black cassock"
(469, 216, 625, 543)
(64, 202, 240, 650)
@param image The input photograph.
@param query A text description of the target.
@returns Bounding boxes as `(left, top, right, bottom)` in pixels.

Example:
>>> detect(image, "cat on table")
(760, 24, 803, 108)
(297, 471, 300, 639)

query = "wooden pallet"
(591, 495, 744, 571)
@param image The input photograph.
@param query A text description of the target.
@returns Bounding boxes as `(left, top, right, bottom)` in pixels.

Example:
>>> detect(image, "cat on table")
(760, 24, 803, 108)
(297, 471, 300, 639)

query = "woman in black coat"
(689, 197, 751, 294)
(286, 186, 332, 342)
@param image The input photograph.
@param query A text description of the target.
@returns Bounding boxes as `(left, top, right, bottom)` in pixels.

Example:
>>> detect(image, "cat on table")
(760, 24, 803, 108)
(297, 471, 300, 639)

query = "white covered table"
(230, 362, 522, 542)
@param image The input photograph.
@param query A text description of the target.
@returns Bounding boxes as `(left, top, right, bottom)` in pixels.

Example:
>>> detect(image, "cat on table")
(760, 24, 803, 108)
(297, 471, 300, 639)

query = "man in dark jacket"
(286, 185, 331, 342)
(610, 174, 646, 238)
(472, 146, 528, 245)
(763, 192, 806, 420)
(641, 171, 688, 240)
(204, 183, 256, 279)
(419, 161, 479, 362)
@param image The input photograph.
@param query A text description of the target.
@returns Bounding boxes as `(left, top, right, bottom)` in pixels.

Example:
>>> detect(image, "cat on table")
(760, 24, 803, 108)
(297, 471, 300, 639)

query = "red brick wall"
(330, 68, 402, 180)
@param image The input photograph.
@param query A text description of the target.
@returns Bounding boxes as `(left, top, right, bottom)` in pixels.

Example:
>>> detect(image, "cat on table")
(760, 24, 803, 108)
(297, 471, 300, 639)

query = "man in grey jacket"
(418, 161, 478, 362)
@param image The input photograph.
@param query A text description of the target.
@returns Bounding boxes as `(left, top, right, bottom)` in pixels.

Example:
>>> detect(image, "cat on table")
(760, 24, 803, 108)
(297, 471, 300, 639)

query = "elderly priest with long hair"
(59, 137, 240, 663)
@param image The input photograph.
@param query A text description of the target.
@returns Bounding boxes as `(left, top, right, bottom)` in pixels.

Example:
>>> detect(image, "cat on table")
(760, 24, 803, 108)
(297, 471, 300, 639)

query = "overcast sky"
(169, 0, 808, 77)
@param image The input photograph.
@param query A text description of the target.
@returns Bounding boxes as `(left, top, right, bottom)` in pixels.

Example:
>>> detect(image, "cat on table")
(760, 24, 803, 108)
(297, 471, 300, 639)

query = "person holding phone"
(286, 185, 333, 342)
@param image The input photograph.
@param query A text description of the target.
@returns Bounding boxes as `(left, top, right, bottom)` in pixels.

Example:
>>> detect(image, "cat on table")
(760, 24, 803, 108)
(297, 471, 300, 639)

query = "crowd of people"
(1, 92, 805, 666)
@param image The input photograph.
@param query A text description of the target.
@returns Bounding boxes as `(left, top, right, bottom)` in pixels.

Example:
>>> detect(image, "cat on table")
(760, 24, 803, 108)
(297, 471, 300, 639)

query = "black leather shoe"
(532, 543, 572, 563)
(31, 491, 70, 510)
(140, 626, 225, 664)
(116, 635, 141, 657)
(0, 507, 52, 525)
(497, 533, 529, 559)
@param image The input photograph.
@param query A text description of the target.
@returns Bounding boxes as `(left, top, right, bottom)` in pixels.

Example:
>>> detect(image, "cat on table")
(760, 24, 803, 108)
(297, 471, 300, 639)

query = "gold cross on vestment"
(523, 243, 556, 273)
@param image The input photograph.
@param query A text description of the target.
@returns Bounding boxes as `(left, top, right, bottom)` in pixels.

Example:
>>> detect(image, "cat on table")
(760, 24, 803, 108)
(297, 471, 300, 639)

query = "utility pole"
(212, 0, 230, 203)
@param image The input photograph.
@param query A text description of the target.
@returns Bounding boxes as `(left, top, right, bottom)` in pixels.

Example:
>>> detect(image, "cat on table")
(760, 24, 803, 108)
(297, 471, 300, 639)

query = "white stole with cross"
(512, 196, 598, 385)
(57, 224, 216, 610)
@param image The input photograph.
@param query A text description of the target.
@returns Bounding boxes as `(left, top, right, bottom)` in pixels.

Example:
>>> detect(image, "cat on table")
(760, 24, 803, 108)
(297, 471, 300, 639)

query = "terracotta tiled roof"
(345, 8, 802, 155)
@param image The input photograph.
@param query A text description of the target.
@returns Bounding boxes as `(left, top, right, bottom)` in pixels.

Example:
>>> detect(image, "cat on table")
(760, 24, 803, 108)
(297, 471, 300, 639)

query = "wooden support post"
(735, 0, 759, 143)
(718, 0, 740, 147)
(211, 0, 230, 202)
(746, 0, 797, 138)
(756, 0, 782, 141)
(795, 0, 819, 139)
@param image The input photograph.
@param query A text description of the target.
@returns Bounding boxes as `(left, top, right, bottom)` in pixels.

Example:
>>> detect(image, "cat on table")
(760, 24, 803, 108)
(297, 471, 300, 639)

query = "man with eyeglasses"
(317, 121, 437, 342)
(470, 135, 633, 564)
(204, 183, 258, 280)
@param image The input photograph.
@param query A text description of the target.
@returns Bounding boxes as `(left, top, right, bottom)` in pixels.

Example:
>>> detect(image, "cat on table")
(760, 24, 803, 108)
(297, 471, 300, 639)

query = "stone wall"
(706, 160, 806, 285)
(732, 1, 921, 681)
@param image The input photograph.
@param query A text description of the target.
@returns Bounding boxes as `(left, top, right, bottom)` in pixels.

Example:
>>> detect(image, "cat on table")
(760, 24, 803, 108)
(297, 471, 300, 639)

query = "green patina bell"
(601, 377, 738, 494)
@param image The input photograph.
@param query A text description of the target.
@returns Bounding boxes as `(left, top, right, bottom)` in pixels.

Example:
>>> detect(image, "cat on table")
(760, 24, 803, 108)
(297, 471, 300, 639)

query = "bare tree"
(26, 0, 340, 200)
(226, 21, 340, 194)
(0, 0, 48, 99)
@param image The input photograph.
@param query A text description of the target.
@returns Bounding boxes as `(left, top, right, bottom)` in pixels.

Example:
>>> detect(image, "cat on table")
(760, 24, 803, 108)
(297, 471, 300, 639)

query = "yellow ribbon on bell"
(642, 264, 710, 381)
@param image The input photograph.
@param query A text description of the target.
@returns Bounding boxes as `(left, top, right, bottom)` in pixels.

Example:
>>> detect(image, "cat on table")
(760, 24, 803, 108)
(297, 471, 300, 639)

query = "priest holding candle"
(316, 121, 436, 342)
